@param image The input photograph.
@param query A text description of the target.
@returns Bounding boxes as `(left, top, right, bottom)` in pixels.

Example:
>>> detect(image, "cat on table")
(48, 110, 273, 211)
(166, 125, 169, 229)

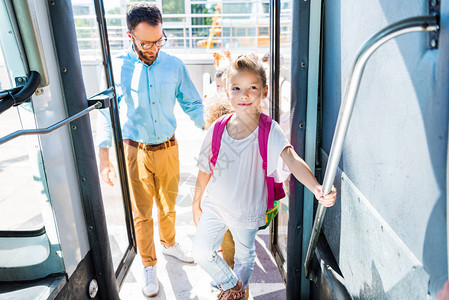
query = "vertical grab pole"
(304, 15, 439, 279)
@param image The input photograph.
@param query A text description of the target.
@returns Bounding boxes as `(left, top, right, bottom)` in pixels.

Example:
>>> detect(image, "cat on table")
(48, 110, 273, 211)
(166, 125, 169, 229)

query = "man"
(97, 3, 204, 297)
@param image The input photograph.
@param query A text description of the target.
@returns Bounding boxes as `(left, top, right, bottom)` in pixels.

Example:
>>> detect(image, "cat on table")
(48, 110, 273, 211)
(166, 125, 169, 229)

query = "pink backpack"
(209, 113, 286, 209)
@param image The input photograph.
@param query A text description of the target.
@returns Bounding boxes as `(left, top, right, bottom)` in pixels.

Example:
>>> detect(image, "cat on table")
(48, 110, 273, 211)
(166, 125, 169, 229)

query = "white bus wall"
(320, 0, 448, 298)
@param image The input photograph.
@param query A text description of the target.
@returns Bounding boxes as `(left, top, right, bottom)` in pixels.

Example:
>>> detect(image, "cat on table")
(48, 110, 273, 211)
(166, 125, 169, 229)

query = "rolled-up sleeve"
(176, 63, 204, 129)
(96, 71, 123, 148)
(96, 57, 124, 148)
(96, 106, 113, 148)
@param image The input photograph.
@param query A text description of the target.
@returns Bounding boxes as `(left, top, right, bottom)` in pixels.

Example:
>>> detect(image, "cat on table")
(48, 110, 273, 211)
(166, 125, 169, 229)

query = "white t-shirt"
(197, 118, 291, 229)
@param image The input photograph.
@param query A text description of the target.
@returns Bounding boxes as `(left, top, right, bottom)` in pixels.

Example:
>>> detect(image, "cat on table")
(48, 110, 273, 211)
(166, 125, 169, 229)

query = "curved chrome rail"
(304, 15, 439, 279)
(0, 71, 41, 115)
(0, 101, 102, 146)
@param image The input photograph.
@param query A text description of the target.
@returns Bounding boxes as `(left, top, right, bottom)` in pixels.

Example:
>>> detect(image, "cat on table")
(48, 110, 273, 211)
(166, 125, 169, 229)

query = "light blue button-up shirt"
(97, 48, 204, 148)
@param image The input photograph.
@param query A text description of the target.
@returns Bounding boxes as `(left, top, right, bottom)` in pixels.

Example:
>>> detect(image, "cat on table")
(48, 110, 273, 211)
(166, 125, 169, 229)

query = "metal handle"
(0, 71, 40, 114)
(0, 87, 21, 101)
(304, 15, 439, 279)
(0, 101, 102, 146)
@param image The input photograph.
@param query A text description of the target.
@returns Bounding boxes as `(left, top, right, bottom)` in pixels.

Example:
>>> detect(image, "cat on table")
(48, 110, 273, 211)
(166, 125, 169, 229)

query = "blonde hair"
(203, 93, 235, 129)
(226, 54, 267, 90)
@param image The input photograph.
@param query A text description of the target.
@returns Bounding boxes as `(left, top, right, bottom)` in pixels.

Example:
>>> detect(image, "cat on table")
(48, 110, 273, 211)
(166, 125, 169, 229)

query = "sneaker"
(217, 280, 245, 300)
(142, 265, 159, 297)
(162, 242, 194, 263)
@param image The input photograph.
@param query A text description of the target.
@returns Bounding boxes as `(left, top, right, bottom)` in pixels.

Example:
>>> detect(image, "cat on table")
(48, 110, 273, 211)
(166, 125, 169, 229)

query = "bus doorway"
(0, 0, 288, 299)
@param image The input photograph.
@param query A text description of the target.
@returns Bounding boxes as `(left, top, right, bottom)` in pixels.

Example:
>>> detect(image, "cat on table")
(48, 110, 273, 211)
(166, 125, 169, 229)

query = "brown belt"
(123, 136, 176, 152)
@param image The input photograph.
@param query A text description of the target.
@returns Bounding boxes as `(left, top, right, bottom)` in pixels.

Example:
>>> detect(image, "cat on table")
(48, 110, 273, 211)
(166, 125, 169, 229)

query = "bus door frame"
(47, 0, 137, 297)
(269, 0, 323, 299)
(92, 0, 137, 288)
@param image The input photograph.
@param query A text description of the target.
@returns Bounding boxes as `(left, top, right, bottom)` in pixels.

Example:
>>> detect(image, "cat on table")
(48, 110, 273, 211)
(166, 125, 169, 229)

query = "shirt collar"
(128, 46, 163, 67)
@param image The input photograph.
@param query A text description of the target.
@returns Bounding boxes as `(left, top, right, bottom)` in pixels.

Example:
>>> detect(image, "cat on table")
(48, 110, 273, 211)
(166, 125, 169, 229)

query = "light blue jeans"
(193, 210, 258, 291)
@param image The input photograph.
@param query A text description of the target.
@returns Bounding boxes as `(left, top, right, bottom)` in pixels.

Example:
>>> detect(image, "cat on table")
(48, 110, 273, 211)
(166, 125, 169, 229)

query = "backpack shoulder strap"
(258, 113, 277, 207)
(210, 113, 233, 172)
(258, 113, 272, 171)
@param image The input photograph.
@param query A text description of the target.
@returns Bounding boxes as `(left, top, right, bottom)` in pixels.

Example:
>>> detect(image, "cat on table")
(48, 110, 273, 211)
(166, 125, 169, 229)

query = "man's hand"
(99, 148, 117, 186)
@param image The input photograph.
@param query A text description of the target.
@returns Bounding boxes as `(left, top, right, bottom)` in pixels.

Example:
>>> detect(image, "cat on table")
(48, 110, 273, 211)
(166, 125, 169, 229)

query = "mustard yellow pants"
(124, 142, 179, 267)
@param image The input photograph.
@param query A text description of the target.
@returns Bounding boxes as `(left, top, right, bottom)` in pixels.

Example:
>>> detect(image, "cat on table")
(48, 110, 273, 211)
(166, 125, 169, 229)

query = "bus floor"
(114, 104, 286, 299)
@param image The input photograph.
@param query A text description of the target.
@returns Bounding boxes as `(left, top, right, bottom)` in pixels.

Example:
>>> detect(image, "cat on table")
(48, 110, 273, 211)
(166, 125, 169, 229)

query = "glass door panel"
(0, 0, 46, 233)
(0, 0, 64, 282)
(273, 0, 293, 276)
(72, 0, 135, 282)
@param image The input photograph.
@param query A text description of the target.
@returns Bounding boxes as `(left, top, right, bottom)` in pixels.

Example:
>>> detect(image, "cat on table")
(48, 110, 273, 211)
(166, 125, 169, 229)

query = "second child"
(192, 55, 337, 300)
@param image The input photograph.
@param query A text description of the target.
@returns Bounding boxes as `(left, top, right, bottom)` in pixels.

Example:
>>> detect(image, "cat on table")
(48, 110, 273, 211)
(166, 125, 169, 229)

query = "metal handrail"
(0, 101, 102, 146)
(304, 15, 439, 279)
(0, 71, 41, 115)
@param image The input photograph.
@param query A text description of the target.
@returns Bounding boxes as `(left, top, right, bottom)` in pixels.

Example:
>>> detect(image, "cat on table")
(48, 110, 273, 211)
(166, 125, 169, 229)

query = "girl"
(192, 55, 336, 300)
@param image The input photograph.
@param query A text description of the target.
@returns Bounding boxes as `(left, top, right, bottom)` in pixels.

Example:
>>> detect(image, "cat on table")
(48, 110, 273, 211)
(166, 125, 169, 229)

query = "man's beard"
(133, 41, 158, 66)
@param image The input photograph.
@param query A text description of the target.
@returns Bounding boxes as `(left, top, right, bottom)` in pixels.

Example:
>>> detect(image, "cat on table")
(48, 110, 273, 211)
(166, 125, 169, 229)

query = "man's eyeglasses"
(132, 31, 167, 50)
